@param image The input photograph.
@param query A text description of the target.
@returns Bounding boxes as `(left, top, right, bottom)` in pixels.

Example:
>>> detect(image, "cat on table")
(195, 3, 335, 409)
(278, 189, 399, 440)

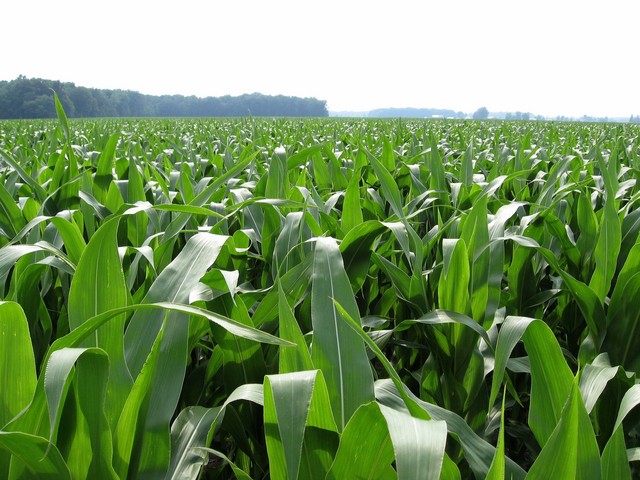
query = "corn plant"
(1, 95, 640, 478)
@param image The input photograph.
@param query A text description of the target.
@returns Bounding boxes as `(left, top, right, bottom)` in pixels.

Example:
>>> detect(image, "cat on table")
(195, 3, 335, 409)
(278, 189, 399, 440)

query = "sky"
(2, 0, 639, 118)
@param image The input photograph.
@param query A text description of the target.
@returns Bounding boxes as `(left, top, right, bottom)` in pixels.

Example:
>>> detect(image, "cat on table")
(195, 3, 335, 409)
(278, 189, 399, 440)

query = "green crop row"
(1, 96, 640, 478)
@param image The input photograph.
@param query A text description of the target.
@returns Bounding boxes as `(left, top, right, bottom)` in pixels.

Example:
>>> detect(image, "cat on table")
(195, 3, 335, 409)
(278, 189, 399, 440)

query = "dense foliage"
(0, 77, 328, 119)
(2, 100, 640, 479)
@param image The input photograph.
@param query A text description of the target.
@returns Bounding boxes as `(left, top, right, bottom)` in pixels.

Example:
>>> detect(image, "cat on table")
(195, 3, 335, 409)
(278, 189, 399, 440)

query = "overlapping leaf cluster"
(1, 99, 640, 479)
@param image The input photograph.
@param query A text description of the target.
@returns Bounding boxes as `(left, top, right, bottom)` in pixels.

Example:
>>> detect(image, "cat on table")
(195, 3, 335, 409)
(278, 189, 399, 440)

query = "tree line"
(0, 76, 329, 119)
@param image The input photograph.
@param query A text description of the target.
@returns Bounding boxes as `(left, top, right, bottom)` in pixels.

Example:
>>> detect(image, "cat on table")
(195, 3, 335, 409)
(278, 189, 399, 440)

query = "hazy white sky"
(2, 0, 639, 117)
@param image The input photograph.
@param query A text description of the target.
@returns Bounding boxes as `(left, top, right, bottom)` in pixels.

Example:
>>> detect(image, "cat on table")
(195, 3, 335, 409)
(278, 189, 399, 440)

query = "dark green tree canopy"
(0, 76, 328, 119)
(472, 107, 489, 120)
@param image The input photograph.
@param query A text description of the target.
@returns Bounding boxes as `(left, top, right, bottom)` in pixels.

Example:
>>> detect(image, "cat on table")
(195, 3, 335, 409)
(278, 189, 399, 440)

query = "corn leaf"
(0, 431, 70, 480)
(379, 404, 447, 480)
(326, 402, 396, 480)
(311, 237, 374, 431)
(526, 379, 601, 479)
(0, 302, 37, 428)
(277, 283, 314, 373)
(165, 406, 221, 480)
(67, 217, 131, 428)
(264, 371, 317, 480)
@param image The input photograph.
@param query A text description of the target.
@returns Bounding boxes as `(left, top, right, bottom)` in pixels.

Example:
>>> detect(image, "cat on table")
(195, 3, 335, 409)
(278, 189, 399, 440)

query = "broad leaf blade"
(264, 371, 316, 480)
(310, 237, 374, 431)
(278, 283, 314, 373)
(0, 431, 70, 480)
(326, 402, 396, 480)
(526, 380, 601, 480)
(165, 406, 221, 480)
(0, 302, 37, 428)
(67, 217, 131, 428)
(379, 404, 447, 480)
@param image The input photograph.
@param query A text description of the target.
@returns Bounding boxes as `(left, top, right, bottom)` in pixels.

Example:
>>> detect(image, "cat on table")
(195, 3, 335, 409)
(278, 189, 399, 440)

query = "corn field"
(2, 96, 640, 479)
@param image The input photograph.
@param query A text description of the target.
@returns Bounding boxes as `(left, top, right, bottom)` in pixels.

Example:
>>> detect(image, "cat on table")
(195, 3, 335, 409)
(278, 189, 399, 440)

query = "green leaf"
(126, 160, 148, 247)
(490, 316, 573, 447)
(461, 194, 491, 322)
(461, 139, 474, 186)
(366, 148, 404, 219)
(93, 133, 119, 203)
(311, 237, 374, 431)
(210, 296, 266, 392)
(252, 255, 313, 326)
(278, 283, 314, 374)
(589, 197, 621, 302)
(326, 402, 396, 480)
(602, 236, 640, 370)
(0, 242, 76, 277)
(379, 404, 447, 480)
(165, 406, 221, 480)
(525, 321, 575, 447)
(438, 238, 471, 315)
(375, 380, 526, 480)
(333, 301, 430, 421)
(526, 379, 601, 480)
(74, 350, 118, 479)
(263, 369, 338, 479)
(162, 148, 259, 241)
(286, 143, 325, 170)
(428, 135, 448, 202)
(486, 388, 506, 480)
(43, 347, 116, 479)
(50, 302, 292, 359)
(48, 216, 86, 265)
(126, 237, 263, 475)
(265, 147, 287, 199)
(0, 182, 25, 239)
(396, 310, 491, 350)
(579, 355, 619, 414)
(125, 233, 230, 377)
(264, 371, 316, 480)
(0, 431, 70, 480)
(576, 193, 598, 267)
(52, 91, 70, 143)
(613, 384, 640, 432)
(311, 152, 331, 189)
(0, 147, 48, 204)
(114, 321, 164, 479)
(599, 372, 640, 475)
(67, 217, 132, 428)
(339, 220, 387, 291)
(300, 372, 341, 475)
(601, 427, 631, 480)
(0, 302, 37, 428)
(199, 448, 253, 480)
(341, 169, 364, 234)
(273, 212, 304, 276)
(506, 236, 606, 341)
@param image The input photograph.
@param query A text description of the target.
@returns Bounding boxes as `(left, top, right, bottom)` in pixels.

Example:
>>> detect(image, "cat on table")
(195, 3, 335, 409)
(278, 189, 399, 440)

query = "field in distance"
(1, 112, 639, 479)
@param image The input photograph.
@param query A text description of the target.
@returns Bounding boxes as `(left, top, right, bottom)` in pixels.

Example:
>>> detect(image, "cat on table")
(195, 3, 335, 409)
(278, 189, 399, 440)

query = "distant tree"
(472, 107, 489, 120)
(0, 76, 329, 119)
(69, 86, 98, 117)
(21, 95, 55, 118)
